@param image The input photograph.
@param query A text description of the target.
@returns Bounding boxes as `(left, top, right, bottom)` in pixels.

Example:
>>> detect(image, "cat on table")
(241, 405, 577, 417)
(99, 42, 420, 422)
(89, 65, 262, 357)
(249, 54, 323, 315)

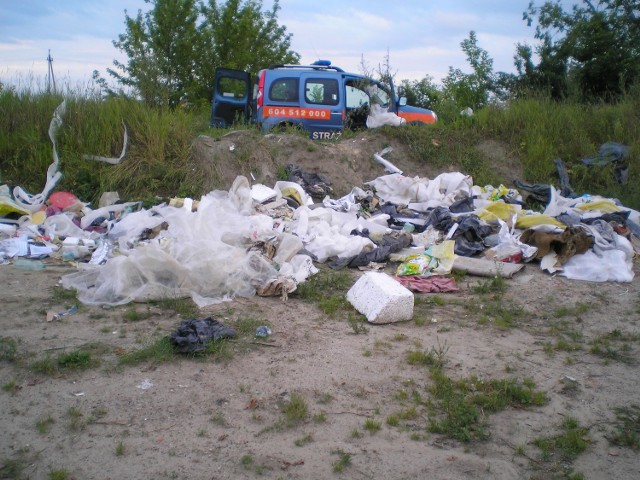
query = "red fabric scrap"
(394, 275, 459, 293)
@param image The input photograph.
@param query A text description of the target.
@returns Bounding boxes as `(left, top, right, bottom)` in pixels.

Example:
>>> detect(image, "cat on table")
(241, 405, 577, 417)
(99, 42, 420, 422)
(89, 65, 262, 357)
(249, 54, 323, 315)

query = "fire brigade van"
(210, 60, 437, 139)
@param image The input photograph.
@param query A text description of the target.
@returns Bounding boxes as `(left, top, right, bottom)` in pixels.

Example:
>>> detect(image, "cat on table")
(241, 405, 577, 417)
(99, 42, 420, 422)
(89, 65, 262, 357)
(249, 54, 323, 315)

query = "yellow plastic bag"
(426, 240, 455, 275)
(477, 201, 520, 222)
(576, 199, 621, 213)
(516, 213, 565, 229)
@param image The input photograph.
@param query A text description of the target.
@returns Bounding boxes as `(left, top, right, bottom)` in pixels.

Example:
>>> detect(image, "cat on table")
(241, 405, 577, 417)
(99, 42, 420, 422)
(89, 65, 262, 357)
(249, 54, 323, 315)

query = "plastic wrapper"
(396, 254, 432, 276)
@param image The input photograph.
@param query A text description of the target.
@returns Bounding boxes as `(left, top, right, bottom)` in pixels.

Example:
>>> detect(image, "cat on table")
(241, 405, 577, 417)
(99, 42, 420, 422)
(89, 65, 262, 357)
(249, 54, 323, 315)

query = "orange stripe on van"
(263, 106, 332, 120)
(398, 112, 437, 124)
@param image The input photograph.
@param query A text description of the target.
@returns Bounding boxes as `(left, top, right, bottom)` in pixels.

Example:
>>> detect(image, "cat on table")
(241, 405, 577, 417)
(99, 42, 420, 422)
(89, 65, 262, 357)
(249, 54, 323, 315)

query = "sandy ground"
(2, 131, 639, 479)
(1, 257, 639, 480)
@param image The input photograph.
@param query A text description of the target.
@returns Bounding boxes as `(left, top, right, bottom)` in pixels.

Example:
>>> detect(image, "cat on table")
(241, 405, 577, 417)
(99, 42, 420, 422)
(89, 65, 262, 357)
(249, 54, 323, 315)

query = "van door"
(210, 69, 251, 127)
(298, 73, 343, 139)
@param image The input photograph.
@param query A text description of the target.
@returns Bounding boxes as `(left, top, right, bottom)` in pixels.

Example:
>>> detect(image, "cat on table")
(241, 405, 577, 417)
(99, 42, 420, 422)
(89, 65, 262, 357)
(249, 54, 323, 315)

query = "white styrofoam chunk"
(347, 272, 414, 324)
(251, 184, 278, 203)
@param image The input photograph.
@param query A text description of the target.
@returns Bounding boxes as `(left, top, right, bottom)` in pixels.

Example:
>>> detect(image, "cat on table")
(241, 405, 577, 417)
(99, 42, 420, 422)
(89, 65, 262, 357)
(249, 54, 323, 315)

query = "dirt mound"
(192, 129, 518, 196)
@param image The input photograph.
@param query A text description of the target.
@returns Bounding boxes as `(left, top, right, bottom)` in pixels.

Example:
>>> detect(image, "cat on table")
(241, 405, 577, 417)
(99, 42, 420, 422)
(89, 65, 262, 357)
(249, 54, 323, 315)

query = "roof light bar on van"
(267, 63, 345, 72)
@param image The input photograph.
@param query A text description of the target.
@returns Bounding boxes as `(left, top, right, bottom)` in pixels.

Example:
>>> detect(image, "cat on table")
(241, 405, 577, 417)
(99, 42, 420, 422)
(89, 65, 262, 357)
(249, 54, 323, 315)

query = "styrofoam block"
(347, 272, 414, 324)
(251, 184, 278, 203)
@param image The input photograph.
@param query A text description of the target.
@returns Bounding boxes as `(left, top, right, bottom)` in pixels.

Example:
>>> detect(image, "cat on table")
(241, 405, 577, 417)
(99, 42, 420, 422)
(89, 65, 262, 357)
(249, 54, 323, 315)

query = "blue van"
(210, 61, 437, 139)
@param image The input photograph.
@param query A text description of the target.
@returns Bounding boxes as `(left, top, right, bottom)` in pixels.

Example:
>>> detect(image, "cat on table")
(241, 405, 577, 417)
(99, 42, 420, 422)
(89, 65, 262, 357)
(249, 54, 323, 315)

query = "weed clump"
(0, 337, 18, 362)
(609, 405, 640, 450)
(533, 416, 590, 478)
(281, 392, 308, 427)
(295, 267, 353, 317)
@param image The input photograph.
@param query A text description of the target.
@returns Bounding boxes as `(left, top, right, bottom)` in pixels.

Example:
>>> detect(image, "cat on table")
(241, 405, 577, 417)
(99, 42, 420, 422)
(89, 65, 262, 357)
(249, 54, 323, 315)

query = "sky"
(0, 0, 573, 90)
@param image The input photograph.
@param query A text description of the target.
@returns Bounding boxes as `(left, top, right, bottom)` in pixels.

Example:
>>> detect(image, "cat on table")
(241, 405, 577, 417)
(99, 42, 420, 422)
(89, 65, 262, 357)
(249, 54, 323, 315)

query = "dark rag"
(170, 317, 237, 353)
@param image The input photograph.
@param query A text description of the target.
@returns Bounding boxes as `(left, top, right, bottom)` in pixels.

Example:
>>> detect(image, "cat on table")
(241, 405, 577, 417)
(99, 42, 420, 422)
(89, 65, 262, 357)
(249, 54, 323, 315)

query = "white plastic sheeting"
(61, 176, 378, 306)
(12, 101, 65, 213)
(365, 172, 473, 209)
(46, 168, 640, 304)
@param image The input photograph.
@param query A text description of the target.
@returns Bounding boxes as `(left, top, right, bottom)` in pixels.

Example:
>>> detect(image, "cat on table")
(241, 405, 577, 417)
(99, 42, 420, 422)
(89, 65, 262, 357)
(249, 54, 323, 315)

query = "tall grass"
(0, 85, 209, 206)
(1, 82, 638, 209)
(474, 92, 640, 208)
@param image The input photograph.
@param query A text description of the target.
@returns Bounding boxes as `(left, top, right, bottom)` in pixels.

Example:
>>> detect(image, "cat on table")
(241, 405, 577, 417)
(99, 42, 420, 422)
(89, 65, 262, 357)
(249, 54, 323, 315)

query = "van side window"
(305, 79, 339, 105)
(269, 78, 299, 102)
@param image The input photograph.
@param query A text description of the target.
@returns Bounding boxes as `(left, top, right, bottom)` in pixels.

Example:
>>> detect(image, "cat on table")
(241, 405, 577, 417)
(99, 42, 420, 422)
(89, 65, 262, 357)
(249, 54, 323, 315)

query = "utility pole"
(46, 49, 56, 94)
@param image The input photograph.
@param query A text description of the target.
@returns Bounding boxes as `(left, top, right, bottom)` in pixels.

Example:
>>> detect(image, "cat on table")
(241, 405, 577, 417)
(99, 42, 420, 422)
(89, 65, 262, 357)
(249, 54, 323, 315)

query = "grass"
(31, 345, 105, 375)
(67, 406, 84, 431)
(122, 306, 152, 322)
(36, 415, 55, 434)
(332, 450, 352, 473)
(313, 412, 327, 423)
(317, 392, 333, 404)
(2, 88, 638, 209)
(404, 343, 549, 443)
(51, 286, 79, 305)
(347, 313, 368, 334)
(49, 468, 69, 480)
(281, 392, 308, 427)
(472, 275, 508, 295)
(210, 411, 227, 426)
(608, 405, 640, 449)
(295, 267, 353, 317)
(0, 337, 18, 362)
(240, 454, 267, 475)
(0, 458, 25, 479)
(554, 303, 590, 318)
(386, 415, 400, 427)
(406, 339, 449, 369)
(57, 350, 93, 369)
(240, 454, 253, 467)
(118, 316, 265, 366)
(2, 380, 18, 395)
(533, 417, 590, 476)
(363, 418, 382, 434)
(427, 372, 548, 441)
(115, 440, 126, 456)
(468, 275, 524, 330)
(589, 329, 639, 364)
(294, 433, 314, 446)
(118, 336, 178, 366)
(151, 297, 199, 318)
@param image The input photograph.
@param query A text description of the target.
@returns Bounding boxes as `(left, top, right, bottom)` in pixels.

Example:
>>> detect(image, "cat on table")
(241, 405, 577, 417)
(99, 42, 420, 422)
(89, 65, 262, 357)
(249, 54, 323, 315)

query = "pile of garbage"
(1, 104, 638, 309)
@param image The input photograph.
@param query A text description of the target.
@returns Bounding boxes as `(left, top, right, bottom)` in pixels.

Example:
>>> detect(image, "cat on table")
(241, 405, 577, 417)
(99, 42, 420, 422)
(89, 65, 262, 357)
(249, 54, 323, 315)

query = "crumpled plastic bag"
(366, 103, 406, 128)
(396, 240, 455, 276)
(169, 317, 236, 353)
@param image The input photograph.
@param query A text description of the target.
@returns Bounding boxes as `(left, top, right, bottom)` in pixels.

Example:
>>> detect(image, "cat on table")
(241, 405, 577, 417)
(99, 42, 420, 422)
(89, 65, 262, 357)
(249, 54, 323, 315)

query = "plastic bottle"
(14, 259, 46, 271)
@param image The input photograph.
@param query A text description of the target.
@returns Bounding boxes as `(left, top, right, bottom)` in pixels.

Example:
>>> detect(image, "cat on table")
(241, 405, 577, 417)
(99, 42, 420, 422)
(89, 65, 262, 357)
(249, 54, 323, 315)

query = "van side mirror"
(398, 96, 407, 106)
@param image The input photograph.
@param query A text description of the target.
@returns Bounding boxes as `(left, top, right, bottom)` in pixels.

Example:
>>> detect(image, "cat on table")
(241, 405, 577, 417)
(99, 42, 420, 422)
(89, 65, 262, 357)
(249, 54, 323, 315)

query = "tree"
(194, 0, 300, 102)
(103, 0, 200, 107)
(517, 0, 640, 100)
(442, 31, 495, 110)
(397, 75, 441, 110)
(96, 0, 299, 107)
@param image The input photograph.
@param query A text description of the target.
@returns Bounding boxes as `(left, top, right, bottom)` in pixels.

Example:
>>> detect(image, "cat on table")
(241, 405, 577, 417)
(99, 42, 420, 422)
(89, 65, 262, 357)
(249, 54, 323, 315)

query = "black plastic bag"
(170, 317, 236, 353)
